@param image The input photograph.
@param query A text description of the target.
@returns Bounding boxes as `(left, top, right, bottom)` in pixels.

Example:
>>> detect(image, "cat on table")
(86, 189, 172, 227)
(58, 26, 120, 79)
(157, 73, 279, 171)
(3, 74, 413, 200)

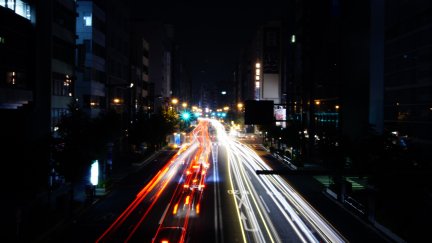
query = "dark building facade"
(289, 0, 385, 141)
(106, 0, 131, 121)
(1, 0, 77, 188)
(75, 0, 107, 118)
(384, 0, 432, 146)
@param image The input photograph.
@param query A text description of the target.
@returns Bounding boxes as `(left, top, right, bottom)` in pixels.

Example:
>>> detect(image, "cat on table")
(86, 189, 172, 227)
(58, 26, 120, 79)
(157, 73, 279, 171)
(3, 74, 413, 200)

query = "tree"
(89, 109, 122, 159)
(54, 101, 92, 205)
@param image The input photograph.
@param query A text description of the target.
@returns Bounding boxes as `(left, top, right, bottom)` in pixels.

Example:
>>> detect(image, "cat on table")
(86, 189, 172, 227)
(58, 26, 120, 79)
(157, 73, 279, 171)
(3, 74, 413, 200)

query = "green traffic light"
(181, 112, 190, 120)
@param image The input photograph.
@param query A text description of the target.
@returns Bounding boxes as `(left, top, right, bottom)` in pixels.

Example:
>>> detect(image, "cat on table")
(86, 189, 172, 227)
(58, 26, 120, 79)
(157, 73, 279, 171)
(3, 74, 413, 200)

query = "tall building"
(138, 21, 175, 111)
(49, 0, 76, 132)
(75, 0, 107, 118)
(105, 0, 131, 121)
(1, 0, 76, 134)
(384, 1, 432, 146)
(254, 21, 283, 105)
(0, 1, 35, 112)
(1, 0, 78, 185)
(234, 47, 255, 104)
(130, 27, 151, 117)
(289, 0, 381, 140)
(0, 1, 39, 188)
(172, 44, 192, 105)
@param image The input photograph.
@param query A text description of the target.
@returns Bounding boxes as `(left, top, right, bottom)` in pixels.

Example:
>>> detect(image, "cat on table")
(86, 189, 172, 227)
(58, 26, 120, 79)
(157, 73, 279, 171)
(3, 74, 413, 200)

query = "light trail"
(97, 121, 209, 242)
(211, 119, 346, 243)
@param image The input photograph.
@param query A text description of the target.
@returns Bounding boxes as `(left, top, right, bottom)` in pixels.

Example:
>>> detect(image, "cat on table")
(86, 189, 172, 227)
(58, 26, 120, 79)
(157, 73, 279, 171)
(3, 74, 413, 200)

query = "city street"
(41, 119, 389, 243)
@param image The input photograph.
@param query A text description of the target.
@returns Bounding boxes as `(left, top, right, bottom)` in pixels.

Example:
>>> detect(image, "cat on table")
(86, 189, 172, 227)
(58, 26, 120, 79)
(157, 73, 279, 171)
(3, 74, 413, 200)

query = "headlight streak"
(214, 120, 270, 242)
(235, 141, 310, 242)
(237, 140, 344, 243)
(210, 119, 345, 243)
(230, 145, 279, 243)
(226, 143, 248, 243)
(240, 142, 345, 243)
(237, 148, 314, 243)
(229, 142, 314, 242)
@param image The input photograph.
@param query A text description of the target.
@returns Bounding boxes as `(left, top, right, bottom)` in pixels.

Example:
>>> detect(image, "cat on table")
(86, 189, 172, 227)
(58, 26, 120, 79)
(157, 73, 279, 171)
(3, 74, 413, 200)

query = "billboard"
(274, 105, 286, 128)
(274, 106, 286, 121)
(244, 100, 274, 125)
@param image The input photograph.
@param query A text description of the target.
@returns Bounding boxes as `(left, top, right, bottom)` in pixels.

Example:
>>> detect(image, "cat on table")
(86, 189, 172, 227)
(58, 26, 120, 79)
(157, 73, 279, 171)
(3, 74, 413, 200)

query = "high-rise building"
(75, 0, 107, 118)
(254, 21, 283, 105)
(49, 0, 76, 132)
(138, 21, 175, 111)
(384, 1, 432, 146)
(105, 0, 131, 121)
(130, 28, 151, 117)
(0, 0, 78, 196)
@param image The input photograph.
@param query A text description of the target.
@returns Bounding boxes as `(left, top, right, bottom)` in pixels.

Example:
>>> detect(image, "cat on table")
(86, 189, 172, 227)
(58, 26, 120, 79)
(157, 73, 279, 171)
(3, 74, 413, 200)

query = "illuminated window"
(83, 14, 92, 26)
(2, 0, 32, 20)
(291, 35, 296, 43)
(255, 75, 260, 81)
(53, 73, 73, 96)
(0, 36, 5, 44)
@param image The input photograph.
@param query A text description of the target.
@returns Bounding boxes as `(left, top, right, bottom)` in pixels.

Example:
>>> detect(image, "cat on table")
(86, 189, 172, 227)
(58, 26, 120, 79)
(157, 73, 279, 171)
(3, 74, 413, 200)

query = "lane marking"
(259, 195, 271, 213)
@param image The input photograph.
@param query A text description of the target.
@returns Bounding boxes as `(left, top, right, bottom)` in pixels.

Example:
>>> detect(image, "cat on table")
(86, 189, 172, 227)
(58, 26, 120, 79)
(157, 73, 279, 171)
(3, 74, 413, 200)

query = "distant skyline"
(131, 1, 288, 101)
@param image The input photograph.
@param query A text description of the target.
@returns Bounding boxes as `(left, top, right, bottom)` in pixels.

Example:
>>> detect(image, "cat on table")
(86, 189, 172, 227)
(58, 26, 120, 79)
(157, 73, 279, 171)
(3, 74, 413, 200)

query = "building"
(130, 27, 151, 117)
(384, 1, 432, 147)
(171, 44, 192, 107)
(254, 21, 283, 105)
(75, 0, 107, 118)
(138, 21, 175, 111)
(105, 0, 131, 121)
(49, 0, 77, 132)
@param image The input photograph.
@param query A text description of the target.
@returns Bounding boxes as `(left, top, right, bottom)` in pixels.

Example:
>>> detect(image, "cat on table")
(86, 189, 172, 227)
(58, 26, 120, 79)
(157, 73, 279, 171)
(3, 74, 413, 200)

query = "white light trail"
(210, 119, 346, 243)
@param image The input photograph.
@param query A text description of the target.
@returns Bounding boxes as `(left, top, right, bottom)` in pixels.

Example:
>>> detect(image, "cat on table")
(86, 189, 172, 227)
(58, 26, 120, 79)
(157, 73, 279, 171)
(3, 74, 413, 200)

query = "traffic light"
(181, 111, 191, 121)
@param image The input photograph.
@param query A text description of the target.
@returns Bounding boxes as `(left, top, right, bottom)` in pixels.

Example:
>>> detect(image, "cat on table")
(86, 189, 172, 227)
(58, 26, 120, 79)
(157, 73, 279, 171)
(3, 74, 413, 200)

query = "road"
(45, 118, 378, 243)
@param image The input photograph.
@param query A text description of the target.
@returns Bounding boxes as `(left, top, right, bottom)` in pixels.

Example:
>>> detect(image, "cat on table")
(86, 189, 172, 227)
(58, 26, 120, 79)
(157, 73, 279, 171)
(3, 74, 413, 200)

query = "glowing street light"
(237, 102, 243, 110)
(171, 98, 179, 105)
(182, 102, 188, 108)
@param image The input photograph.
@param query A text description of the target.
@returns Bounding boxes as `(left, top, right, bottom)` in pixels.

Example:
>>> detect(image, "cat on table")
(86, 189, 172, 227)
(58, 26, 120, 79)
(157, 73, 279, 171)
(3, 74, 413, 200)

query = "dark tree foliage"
(54, 101, 91, 184)
(54, 101, 122, 193)
(129, 108, 179, 150)
(89, 109, 122, 159)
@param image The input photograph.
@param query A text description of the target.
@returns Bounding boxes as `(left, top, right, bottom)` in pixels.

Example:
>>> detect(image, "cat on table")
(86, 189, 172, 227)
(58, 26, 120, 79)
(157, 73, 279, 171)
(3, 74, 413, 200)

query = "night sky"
(131, 1, 287, 96)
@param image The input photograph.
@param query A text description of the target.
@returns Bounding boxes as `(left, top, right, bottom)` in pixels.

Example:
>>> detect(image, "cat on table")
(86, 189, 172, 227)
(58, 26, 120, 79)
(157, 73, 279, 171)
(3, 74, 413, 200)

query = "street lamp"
(237, 102, 243, 111)
(113, 98, 121, 104)
(171, 98, 179, 105)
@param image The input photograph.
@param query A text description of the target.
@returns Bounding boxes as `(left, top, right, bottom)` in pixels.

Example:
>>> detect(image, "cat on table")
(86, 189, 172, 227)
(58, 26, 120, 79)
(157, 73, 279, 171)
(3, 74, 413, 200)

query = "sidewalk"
(8, 149, 163, 243)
